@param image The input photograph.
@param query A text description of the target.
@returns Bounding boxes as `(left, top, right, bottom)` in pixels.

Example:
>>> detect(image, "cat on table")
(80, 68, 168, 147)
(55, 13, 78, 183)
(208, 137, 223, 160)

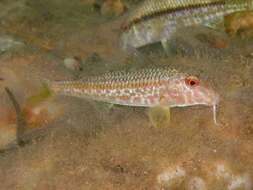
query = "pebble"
(63, 57, 83, 71)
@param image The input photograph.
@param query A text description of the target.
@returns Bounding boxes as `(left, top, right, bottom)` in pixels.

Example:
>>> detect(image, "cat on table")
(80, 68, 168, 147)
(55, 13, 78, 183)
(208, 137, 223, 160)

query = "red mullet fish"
(49, 67, 219, 125)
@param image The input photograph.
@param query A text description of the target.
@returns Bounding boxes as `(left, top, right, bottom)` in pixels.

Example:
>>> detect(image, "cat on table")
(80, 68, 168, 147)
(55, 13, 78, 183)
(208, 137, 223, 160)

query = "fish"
(49, 67, 219, 125)
(120, 0, 253, 49)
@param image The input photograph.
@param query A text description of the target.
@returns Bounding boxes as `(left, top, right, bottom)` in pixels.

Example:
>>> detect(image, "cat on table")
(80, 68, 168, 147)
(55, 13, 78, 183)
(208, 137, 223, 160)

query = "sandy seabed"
(0, 0, 252, 189)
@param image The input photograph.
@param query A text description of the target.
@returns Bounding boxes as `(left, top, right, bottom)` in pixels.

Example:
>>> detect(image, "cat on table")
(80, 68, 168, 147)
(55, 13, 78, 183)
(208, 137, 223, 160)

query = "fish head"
(163, 75, 219, 107)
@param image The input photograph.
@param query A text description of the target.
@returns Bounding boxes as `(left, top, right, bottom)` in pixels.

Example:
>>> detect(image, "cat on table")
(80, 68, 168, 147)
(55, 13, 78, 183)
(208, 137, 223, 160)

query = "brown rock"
(100, 0, 126, 17)
(224, 11, 253, 38)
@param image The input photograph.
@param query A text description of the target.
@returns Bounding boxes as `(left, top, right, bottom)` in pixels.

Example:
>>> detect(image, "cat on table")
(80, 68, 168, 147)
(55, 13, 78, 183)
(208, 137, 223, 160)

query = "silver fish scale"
(49, 67, 188, 107)
(84, 67, 183, 86)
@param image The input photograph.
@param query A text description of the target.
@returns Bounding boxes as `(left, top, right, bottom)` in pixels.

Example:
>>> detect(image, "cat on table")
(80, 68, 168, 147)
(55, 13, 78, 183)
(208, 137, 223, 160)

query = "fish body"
(50, 67, 219, 124)
(120, 0, 253, 49)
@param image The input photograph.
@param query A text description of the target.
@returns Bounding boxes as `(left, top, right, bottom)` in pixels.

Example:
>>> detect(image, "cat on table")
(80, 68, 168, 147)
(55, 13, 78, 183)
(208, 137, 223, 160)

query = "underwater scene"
(0, 0, 253, 189)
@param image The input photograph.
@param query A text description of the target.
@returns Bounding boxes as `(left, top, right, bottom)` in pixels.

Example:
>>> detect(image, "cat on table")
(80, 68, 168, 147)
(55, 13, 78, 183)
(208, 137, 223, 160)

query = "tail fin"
(26, 81, 53, 107)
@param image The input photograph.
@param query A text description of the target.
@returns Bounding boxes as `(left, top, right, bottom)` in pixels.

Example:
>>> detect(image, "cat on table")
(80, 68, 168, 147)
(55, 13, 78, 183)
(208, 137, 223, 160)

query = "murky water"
(0, 0, 252, 189)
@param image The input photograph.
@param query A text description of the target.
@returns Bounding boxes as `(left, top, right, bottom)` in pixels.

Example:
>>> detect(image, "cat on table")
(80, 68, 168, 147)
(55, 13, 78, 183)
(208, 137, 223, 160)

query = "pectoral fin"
(148, 106, 171, 128)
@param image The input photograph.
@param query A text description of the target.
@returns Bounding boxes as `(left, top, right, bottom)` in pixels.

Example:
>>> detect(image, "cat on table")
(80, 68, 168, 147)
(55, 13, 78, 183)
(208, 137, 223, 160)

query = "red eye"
(185, 76, 200, 87)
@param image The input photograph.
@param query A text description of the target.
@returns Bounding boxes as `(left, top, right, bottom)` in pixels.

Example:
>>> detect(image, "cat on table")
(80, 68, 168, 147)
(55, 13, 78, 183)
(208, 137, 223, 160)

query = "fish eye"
(185, 76, 200, 87)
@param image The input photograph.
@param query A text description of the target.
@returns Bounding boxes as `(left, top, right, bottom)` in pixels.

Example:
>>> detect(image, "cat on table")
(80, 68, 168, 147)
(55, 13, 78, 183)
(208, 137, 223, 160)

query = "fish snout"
(195, 83, 219, 106)
(207, 87, 219, 106)
(199, 80, 219, 106)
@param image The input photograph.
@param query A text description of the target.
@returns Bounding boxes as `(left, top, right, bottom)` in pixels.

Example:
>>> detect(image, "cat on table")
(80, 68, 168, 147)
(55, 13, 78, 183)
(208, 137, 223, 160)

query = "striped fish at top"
(120, 0, 253, 49)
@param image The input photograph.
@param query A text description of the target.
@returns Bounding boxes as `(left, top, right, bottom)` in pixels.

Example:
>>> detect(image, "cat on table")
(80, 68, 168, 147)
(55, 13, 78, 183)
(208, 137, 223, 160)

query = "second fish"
(121, 0, 253, 49)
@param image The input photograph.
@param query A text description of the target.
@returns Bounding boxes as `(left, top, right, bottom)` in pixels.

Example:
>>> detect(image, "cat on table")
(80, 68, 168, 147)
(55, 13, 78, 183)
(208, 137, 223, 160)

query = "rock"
(224, 11, 253, 38)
